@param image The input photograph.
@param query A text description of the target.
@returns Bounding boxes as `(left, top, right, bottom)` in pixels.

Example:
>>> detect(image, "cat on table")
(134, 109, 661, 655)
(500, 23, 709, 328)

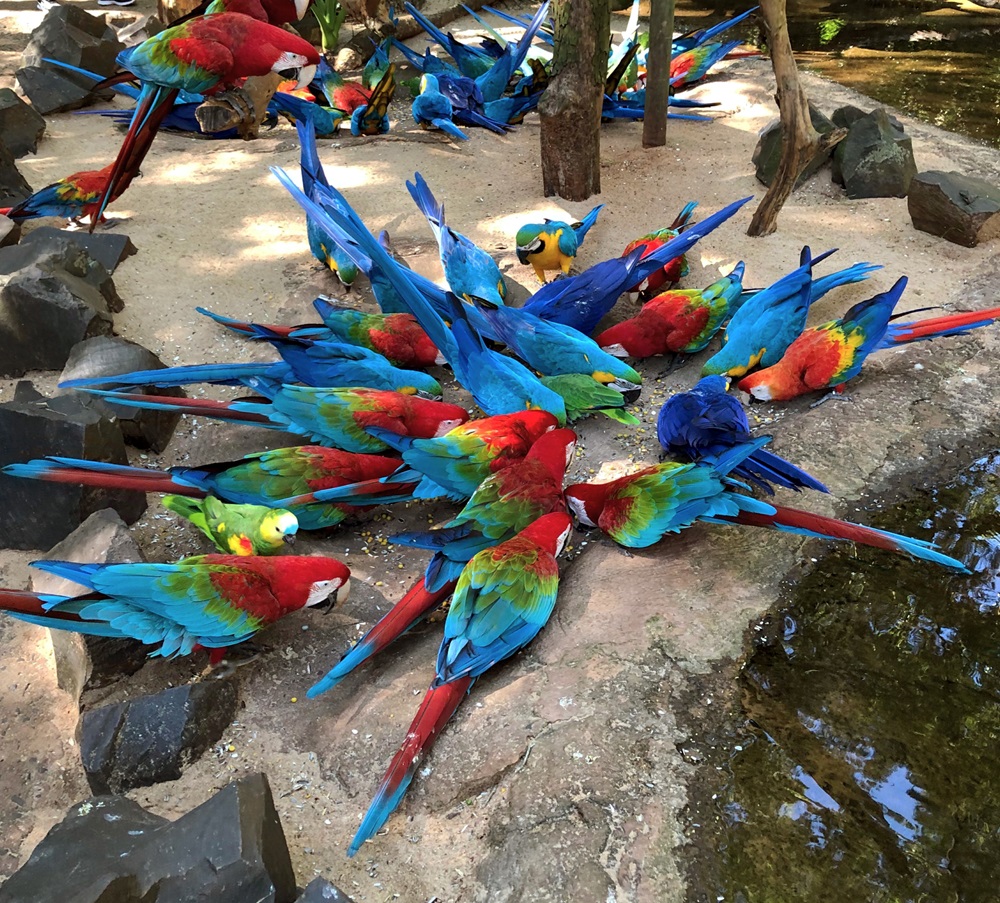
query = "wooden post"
(747, 0, 846, 235)
(539, 0, 611, 201)
(642, 0, 674, 148)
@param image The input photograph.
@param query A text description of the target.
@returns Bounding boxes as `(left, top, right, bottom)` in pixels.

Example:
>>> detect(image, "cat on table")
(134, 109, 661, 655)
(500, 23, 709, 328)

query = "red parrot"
(4, 447, 404, 531)
(622, 201, 698, 299)
(738, 277, 1000, 402)
(347, 512, 574, 856)
(90, 13, 320, 227)
(0, 554, 350, 659)
(2, 164, 117, 224)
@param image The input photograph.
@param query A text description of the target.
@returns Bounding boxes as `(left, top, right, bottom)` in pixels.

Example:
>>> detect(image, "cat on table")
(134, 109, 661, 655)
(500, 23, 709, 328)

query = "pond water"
(673, 0, 1000, 147)
(689, 453, 1000, 901)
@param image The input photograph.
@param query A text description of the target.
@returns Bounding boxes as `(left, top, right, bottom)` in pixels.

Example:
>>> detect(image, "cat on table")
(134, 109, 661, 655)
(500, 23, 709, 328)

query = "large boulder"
(0, 381, 146, 550)
(59, 336, 184, 452)
(22, 3, 125, 77)
(0, 264, 114, 377)
(0, 215, 19, 248)
(0, 89, 46, 158)
(31, 509, 150, 700)
(907, 170, 1000, 247)
(295, 878, 355, 902)
(751, 104, 837, 188)
(79, 679, 240, 794)
(0, 140, 32, 207)
(19, 226, 137, 274)
(832, 107, 916, 198)
(15, 65, 103, 116)
(0, 774, 297, 903)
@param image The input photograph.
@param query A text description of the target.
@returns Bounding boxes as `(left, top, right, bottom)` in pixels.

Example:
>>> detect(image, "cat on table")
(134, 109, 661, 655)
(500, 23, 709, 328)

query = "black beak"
(621, 386, 642, 404)
(283, 533, 297, 545)
(516, 248, 531, 264)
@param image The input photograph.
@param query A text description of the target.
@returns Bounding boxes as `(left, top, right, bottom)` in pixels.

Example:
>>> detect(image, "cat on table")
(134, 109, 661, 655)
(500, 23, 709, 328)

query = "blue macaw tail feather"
(347, 677, 473, 857)
(432, 117, 469, 140)
(59, 362, 277, 390)
(454, 108, 509, 133)
(406, 172, 447, 246)
(392, 523, 475, 550)
(29, 559, 104, 588)
(573, 204, 604, 245)
(195, 306, 257, 335)
(737, 448, 830, 496)
(709, 437, 772, 478)
(307, 576, 454, 697)
(809, 261, 883, 302)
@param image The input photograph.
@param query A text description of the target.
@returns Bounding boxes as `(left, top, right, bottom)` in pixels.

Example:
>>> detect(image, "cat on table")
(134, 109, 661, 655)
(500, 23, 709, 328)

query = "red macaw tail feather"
(348, 676, 473, 857)
(89, 71, 141, 93)
(2, 457, 205, 496)
(0, 590, 53, 616)
(724, 505, 968, 572)
(306, 576, 456, 697)
(283, 476, 420, 510)
(885, 305, 1000, 345)
(88, 84, 179, 230)
(82, 391, 273, 424)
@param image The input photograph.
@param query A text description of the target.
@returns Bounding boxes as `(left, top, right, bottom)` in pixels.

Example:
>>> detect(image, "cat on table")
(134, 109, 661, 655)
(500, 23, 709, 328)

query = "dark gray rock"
(0, 775, 296, 903)
(15, 65, 102, 116)
(0, 89, 46, 158)
(31, 509, 149, 698)
(0, 140, 33, 207)
(22, 3, 125, 77)
(907, 170, 1000, 247)
(131, 773, 298, 903)
(0, 264, 113, 376)
(0, 381, 146, 550)
(831, 103, 904, 133)
(0, 232, 123, 310)
(296, 878, 355, 902)
(0, 215, 19, 248)
(752, 103, 837, 188)
(59, 336, 184, 452)
(79, 678, 239, 794)
(20, 226, 137, 273)
(0, 796, 168, 903)
(832, 107, 916, 198)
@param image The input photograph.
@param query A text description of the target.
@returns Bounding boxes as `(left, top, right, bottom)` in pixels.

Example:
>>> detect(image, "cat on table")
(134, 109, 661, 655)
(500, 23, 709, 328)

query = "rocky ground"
(1, 0, 1000, 900)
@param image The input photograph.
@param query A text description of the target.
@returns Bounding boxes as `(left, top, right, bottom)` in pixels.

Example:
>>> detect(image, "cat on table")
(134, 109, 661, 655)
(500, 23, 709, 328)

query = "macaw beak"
(293, 0, 309, 18)
(296, 64, 318, 90)
(321, 577, 351, 614)
(610, 379, 642, 403)
(283, 533, 297, 545)
(416, 389, 443, 400)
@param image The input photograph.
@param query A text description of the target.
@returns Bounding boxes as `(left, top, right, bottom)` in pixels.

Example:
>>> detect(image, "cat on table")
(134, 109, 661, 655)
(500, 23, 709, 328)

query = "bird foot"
(809, 390, 852, 409)
(194, 642, 263, 680)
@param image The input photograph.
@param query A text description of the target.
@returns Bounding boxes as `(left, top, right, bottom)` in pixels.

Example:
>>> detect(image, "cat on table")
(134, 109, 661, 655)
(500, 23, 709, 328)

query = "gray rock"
(0, 264, 113, 376)
(22, 3, 125, 77)
(832, 108, 916, 198)
(0, 233, 123, 310)
(0, 139, 32, 207)
(59, 336, 184, 452)
(15, 65, 101, 116)
(130, 773, 297, 903)
(907, 170, 1000, 247)
(0, 89, 46, 158)
(831, 103, 904, 133)
(0, 215, 19, 248)
(0, 381, 146, 550)
(20, 226, 137, 273)
(752, 103, 837, 188)
(295, 878, 355, 902)
(0, 796, 168, 903)
(79, 678, 240, 794)
(0, 776, 295, 902)
(31, 509, 149, 699)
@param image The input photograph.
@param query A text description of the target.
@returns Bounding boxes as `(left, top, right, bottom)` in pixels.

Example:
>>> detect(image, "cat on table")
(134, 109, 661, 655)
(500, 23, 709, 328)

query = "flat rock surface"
(0, 3, 999, 901)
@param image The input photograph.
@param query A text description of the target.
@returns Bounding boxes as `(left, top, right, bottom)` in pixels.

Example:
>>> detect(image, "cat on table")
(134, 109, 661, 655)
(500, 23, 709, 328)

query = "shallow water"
(673, 0, 1000, 147)
(692, 452, 1000, 902)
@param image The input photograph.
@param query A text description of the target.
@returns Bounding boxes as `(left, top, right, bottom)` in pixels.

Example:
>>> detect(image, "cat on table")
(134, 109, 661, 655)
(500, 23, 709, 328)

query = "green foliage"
(313, 0, 347, 52)
(817, 18, 845, 46)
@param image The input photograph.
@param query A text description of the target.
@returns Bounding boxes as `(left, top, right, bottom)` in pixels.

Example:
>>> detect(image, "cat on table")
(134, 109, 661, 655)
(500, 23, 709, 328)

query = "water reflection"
(707, 453, 1000, 902)
(675, 0, 1000, 146)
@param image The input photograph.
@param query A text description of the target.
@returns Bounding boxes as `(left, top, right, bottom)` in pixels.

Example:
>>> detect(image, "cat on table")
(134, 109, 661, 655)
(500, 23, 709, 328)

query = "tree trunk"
(195, 73, 284, 139)
(642, 0, 674, 148)
(747, 0, 845, 236)
(539, 0, 611, 201)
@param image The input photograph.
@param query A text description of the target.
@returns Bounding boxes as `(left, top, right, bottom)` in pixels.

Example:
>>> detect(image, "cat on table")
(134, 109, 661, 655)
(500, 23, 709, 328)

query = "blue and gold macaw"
(515, 204, 603, 283)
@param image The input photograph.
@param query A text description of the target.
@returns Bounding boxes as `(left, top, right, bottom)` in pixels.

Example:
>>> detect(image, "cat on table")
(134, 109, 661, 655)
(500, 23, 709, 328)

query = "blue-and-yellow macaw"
(515, 204, 604, 283)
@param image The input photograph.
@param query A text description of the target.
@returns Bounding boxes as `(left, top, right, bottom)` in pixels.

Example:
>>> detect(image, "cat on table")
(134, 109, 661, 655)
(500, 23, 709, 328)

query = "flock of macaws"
(2, 0, 997, 864)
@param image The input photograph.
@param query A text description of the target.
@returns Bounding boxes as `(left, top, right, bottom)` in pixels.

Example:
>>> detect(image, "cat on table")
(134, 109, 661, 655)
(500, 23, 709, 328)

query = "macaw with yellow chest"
(516, 203, 604, 283)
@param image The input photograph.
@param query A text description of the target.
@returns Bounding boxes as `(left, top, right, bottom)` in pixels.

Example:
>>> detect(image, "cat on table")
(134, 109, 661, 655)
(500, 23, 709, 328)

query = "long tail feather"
(348, 676, 473, 856)
(307, 577, 456, 697)
(60, 362, 274, 389)
(741, 447, 829, 495)
(2, 457, 203, 496)
(883, 305, 1000, 346)
(725, 505, 969, 572)
(75, 389, 274, 424)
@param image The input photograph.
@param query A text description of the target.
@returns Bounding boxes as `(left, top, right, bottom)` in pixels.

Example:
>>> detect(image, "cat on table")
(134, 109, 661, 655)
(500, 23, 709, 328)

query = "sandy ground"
(2, 0, 1000, 900)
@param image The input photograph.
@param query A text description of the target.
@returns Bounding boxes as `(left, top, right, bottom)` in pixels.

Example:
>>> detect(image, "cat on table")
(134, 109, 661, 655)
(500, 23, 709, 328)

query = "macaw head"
(259, 508, 300, 549)
(695, 375, 731, 395)
(515, 223, 545, 263)
(563, 481, 607, 529)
